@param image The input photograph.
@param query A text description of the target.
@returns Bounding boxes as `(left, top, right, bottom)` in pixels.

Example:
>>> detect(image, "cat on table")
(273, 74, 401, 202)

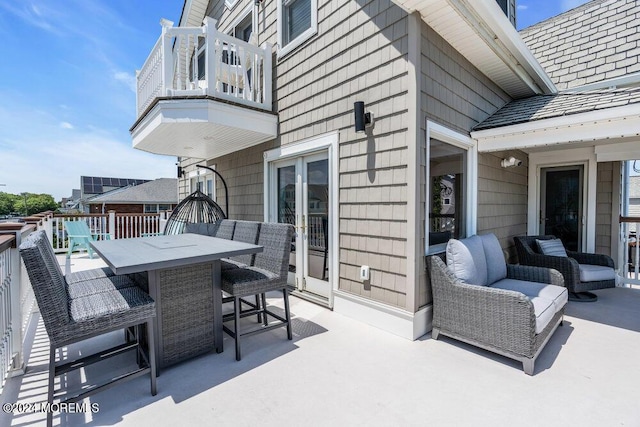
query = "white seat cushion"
(528, 297, 558, 334)
(491, 278, 568, 313)
(579, 264, 616, 282)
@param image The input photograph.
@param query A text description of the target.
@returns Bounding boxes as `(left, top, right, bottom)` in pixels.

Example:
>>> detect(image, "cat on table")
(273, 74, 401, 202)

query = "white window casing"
(277, 0, 318, 57)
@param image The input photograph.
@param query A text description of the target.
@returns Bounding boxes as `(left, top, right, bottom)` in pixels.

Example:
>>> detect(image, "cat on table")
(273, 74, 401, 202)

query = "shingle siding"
(596, 161, 615, 256)
(177, 1, 515, 313)
(418, 20, 510, 307)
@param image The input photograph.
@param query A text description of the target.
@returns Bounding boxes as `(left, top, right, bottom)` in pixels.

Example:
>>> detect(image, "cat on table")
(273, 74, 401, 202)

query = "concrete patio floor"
(1, 253, 639, 426)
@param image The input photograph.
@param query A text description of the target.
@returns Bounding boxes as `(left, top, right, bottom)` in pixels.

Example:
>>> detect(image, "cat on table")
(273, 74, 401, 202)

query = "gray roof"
(520, 0, 640, 91)
(473, 87, 640, 130)
(87, 178, 178, 204)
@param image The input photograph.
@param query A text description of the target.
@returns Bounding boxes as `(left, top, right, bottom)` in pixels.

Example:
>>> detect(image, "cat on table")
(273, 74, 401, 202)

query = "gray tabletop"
(90, 233, 263, 274)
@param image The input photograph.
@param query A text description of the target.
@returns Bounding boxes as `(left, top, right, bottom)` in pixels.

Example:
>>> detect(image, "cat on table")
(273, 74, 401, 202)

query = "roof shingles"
(473, 87, 640, 130)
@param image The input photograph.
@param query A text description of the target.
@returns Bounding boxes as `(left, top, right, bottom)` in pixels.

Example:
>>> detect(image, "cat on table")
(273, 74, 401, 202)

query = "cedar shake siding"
(477, 151, 528, 264)
(596, 161, 618, 257)
(418, 20, 511, 307)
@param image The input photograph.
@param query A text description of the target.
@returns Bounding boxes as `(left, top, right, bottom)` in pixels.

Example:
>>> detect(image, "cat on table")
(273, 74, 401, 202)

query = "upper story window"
(278, 0, 317, 57)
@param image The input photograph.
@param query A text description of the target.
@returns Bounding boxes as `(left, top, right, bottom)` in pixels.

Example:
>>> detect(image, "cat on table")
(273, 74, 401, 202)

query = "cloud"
(0, 101, 175, 200)
(517, 5, 528, 10)
(113, 71, 137, 93)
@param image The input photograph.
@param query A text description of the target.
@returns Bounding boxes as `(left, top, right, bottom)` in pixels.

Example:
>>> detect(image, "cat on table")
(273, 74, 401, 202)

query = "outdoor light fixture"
(354, 101, 373, 133)
(501, 157, 523, 168)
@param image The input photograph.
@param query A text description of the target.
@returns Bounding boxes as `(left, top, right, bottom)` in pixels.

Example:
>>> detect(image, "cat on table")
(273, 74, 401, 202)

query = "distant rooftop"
(520, 0, 640, 91)
(81, 176, 150, 196)
(87, 178, 178, 204)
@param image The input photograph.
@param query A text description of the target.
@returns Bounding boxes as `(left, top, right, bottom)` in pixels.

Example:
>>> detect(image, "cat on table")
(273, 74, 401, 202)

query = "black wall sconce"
(177, 165, 183, 178)
(354, 101, 374, 133)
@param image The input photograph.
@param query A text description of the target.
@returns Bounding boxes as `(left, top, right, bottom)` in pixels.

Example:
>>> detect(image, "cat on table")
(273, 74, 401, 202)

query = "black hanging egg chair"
(164, 165, 229, 235)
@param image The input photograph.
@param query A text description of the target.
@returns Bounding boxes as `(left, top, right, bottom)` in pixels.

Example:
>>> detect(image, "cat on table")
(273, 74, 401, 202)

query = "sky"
(0, 0, 183, 200)
(0, 0, 592, 201)
(517, 0, 591, 30)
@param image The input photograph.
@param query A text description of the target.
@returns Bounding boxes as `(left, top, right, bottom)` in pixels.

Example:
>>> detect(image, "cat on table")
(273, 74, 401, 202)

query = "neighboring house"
(79, 176, 151, 212)
(130, 0, 640, 339)
(85, 178, 178, 214)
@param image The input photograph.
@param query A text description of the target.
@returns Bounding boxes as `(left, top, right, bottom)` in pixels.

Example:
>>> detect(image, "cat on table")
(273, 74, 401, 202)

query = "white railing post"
(203, 17, 218, 97)
(108, 211, 116, 240)
(160, 18, 175, 96)
(262, 42, 273, 109)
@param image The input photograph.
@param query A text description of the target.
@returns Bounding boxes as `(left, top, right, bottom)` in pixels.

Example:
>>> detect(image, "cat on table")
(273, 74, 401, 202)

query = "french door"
(271, 151, 331, 300)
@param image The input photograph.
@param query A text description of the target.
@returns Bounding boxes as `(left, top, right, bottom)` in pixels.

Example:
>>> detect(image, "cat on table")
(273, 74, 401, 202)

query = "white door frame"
(528, 147, 597, 252)
(263, 132, 339, 307)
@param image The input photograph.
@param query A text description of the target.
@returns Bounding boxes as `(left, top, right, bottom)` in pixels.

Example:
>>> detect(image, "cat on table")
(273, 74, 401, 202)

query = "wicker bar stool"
(222, 222, 294, 361)
(19, 231, 157, 427)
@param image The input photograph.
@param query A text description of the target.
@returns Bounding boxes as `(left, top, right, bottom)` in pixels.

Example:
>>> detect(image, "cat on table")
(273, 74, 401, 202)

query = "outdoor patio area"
(1, 253, 639, 426)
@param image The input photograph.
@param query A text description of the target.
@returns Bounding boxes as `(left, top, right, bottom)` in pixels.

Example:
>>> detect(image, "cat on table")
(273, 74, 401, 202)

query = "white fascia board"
(466, 0, 556, 95)
(595, 140, 640, 162)
(472, 103, 640, 152)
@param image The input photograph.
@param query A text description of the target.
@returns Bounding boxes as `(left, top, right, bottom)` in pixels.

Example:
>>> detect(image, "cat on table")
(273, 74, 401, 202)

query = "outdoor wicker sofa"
(19, 231, 157, 427)
(514, 235, 616, 302)
(428, 233, 567, 375)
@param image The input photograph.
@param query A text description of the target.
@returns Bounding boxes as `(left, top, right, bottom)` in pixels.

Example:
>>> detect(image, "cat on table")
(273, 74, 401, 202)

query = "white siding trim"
(472, 104, 640, 153)
(333, 290, 431, 340)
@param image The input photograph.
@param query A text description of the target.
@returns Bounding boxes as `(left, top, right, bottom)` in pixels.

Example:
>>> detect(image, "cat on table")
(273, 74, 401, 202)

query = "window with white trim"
(426, 121, 477, 254)
(278, 0, 317, 56)
(189, 169, 216, 200)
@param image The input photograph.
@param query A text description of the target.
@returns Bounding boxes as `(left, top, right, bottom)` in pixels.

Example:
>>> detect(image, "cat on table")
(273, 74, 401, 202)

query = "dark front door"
(541, 167, 583, 251)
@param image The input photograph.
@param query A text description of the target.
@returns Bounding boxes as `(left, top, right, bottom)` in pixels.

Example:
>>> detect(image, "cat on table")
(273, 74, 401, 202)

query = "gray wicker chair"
(19, 231, 157, 427)
(222, 222, 294, 360)
(514, 235, 616, 302)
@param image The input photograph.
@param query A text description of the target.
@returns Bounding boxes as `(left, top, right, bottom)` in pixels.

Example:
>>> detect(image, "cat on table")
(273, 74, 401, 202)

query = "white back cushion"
(446, 235, 488, 286)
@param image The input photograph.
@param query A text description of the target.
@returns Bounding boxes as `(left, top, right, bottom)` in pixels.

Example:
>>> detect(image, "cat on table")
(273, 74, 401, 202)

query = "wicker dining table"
(91, 233, 262, 368)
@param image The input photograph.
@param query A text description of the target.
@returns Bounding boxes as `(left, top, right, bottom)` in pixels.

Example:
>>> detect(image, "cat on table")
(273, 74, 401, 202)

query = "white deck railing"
(619, 216, 640, 288)
(0, 235, 14, 394)
(136, 17, 272, 117)
(52, 212, 168, 253)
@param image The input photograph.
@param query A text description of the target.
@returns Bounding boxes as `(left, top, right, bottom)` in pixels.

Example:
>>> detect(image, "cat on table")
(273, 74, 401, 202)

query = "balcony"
(131, 17, 277, 159)
(1, 217, 640, 425)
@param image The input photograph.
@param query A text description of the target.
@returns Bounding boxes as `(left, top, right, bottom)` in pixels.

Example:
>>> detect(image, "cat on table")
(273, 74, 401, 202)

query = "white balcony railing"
(136, 17, 272, 117)
(619, 216, 640, 288)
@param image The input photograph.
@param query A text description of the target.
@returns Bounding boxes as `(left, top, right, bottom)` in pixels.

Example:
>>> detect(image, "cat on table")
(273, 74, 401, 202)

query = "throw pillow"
(536, 239, 568, 257)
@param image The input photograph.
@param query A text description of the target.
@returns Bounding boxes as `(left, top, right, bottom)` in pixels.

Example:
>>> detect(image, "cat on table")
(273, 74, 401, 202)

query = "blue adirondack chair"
(64, 221, 110, 259)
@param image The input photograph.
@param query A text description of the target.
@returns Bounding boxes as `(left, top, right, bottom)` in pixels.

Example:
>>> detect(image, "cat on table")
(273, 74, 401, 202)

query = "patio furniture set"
(18, 219, 293, 426)
(428, 232, 616, 375)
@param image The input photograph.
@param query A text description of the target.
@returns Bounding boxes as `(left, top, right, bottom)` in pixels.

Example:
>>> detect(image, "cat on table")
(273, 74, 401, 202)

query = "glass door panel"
(277, 164, 297, 275)
(303, 157, 329, 297)
(541, 166, 583, 251)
